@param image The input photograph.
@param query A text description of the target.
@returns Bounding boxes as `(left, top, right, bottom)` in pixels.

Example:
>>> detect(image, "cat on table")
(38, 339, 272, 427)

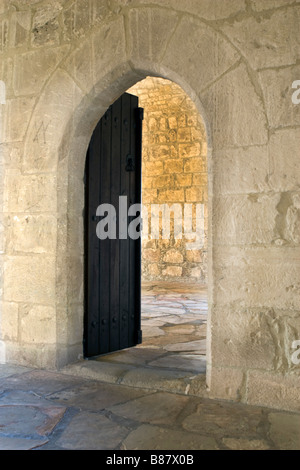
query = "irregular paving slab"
(164, 340, 206, 353)
(268, 412, 300, 450)
(122, 424, 219, 450)
(222, 438, 271, 450)
(0, 404, 65, 437)
(0, 369, 86, 395)
(182, 400, 267, 439)
(0, 390, 64, 409)
(48, 382, 151, 410)
(142, 326, 165, 337)
(108, 392, 190, 426)
(96, 348, 166, 367)
(162, 325, 196, 335)
(161, 315, 204, 324)
(148, 354, 206, 373)
(0, 390, 66, 449)
(0, 436, 48, 450)
(140, 333, 201, 349)
(195, 324, 207, 337)
(56, 412, 129, 450)
(141, 318, 167, 327)
(0, 364, 33, 380)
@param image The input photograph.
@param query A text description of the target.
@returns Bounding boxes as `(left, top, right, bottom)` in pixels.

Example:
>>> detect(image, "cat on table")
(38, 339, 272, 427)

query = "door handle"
(125, 154, 135, 172)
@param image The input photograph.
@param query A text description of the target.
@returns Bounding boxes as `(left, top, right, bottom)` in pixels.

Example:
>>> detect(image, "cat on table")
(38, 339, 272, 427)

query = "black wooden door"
(84, 93, 143, 357)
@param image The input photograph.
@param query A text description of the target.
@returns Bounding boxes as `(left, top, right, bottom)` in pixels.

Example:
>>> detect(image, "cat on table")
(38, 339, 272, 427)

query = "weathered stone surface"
(214, 193, 280, 246)
(6, 214, 57, 254)
(0, 97, 35, 143)
(142, 326, 165, 338)
(0, 301, 18, 341)
(268, 412, 300, 450)
(213, 246, 300, 310)
(163, 16, 239, 93)
(108, 391, 189, 425)
(0, 369, 84, 394)
(128, 7, 179, 66)
(163, 249, 183, 264)
(13, 46, 70, 96)
(56, 255, 84, 306)
(0, 1, 9, 15)
(3, 171, 57, 213)
(61, 38, 93, 93)
(222, 438, 270, 450)
(246, 371, 300, 412)
(92, 18, 127, 91)
(0, 390, 66, 443)
(211, 307, 277, 370)
(208, 367, 245, 401)
(20, 305, 56, 345)
(267, 128, 300, 192)
(4, 342, 58, 369)
(122, 424, 219, 450)
(56, 304, 83, 346)
(4, 255, 55, 304)
(164, 340, 206, 354)
(61, 360, 136, 384)
(0, 436, 48, 451)
(201, 63, 268, 149)
(220, 8, 300, 69)
(57, 412, 128, 450)
(182, 400, 265, 438)
(213, 146, 269, 195)
(23, 70, 83, 173)
(120, 367, 191, 393)
(48, 381, 150, 411)
(251, 0, 297, 10)
(62, 0, 111, 41)
(149, 355, 206, 373)
(124, 0, 247, 20)
(9, 11, 31, 48)
(258, 65, 300, 129)
(31, 3, 62, 47)
(0, 363, 31, 379)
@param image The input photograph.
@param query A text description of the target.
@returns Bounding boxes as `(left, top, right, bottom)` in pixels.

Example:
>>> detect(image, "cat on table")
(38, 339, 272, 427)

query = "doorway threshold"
(62, 282, 209, 397)
(60, 353, 208, 397)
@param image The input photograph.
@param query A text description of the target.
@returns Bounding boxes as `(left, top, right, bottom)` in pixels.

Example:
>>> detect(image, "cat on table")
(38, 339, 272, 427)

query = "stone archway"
(2, 6, 282, 408)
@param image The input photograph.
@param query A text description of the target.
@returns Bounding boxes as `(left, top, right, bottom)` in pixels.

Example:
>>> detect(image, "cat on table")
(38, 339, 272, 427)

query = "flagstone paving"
(93, 282, 208, 378)
(0, 283, 300, 450)
(0, 365, 300, 450)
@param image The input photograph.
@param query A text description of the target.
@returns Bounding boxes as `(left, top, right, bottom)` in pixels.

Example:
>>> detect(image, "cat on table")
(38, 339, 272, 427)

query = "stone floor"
(0, 282, 300, 450)
(92, 281, 208, 388)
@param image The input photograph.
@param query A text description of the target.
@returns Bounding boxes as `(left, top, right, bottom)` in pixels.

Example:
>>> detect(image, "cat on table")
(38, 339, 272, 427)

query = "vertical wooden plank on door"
(84, 120, 101, 357)
(110, 98, 121, 352)
(134, 104, 143, 346)
(99, 108, 111, 354)
(128, 95, 142, 346)
(119, 93, 131, 351)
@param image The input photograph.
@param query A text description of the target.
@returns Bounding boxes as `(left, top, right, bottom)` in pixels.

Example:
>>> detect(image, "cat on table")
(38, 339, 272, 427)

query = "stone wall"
(0, 0, 299, 413)
(128, 77, 208, 283)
